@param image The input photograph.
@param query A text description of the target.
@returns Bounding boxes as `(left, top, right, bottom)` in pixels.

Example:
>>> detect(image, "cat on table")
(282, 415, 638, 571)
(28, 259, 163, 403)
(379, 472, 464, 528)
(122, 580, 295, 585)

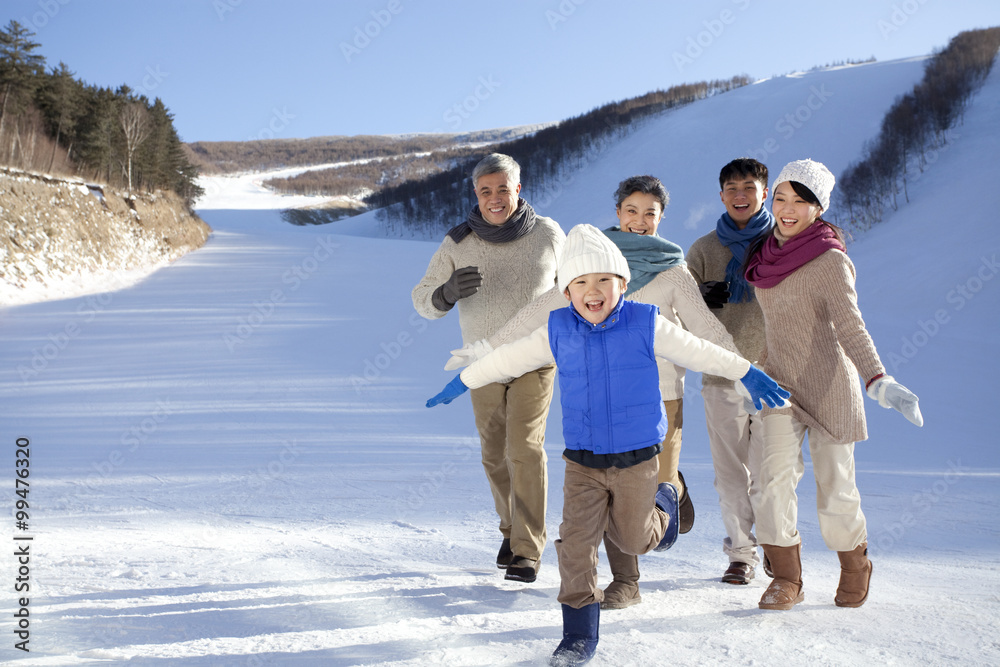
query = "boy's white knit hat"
(558, 224, 631, 292)
(773, 159, 836, 212)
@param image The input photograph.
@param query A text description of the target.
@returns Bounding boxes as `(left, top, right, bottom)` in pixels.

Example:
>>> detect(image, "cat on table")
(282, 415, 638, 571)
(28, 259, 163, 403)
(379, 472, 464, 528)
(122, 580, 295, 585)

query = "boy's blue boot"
(653, 482, 679, 551)
(550, 602, 599, 666)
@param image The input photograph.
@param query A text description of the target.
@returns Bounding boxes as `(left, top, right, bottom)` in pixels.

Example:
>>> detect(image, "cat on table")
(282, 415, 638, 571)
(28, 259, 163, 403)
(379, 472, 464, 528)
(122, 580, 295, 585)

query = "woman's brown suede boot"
(835, 542, 872, 608)
(600, 535, 641, 610)
(758, 543, 804, 610)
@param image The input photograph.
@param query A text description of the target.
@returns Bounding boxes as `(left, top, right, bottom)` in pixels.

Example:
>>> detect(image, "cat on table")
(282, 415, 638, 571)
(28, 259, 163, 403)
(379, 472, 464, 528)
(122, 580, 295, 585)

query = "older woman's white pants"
(752, 412, 867, 551)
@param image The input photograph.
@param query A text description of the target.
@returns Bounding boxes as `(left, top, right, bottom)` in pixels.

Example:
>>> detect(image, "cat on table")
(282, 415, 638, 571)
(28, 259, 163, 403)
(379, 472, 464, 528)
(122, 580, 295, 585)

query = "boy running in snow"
(427, 224, 790, 666)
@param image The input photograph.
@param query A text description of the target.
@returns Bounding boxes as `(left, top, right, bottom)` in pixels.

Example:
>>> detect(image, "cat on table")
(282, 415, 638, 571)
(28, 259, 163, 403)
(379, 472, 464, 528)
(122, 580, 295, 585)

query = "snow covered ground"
(194, 161, 367, 211)
(2, 58, 999, 665)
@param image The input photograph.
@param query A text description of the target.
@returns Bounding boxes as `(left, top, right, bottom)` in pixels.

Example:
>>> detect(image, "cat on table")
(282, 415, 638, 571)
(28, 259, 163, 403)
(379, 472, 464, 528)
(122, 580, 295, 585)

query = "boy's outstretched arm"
(739, 366, 791, 410)
(650, 315, 791, 407)
(427, 324, 555, 407)
(427, 374, 468, 407)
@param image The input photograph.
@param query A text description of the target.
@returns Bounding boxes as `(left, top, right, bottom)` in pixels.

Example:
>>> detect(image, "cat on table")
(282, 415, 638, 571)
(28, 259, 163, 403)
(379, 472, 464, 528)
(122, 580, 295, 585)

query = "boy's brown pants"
(555, 456, 667, 608)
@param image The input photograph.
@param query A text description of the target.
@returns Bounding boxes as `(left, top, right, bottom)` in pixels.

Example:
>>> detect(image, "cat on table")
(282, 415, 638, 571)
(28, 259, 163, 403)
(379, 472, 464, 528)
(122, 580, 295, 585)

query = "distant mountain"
(188, 75, 753, 221)
(182, 125, 553, 176)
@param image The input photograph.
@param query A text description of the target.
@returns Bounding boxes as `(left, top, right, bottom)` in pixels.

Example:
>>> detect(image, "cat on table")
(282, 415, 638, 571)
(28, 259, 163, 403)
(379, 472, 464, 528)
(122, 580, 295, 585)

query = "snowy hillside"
(1, 58, 999, 665)
(323, 57, 934, 248)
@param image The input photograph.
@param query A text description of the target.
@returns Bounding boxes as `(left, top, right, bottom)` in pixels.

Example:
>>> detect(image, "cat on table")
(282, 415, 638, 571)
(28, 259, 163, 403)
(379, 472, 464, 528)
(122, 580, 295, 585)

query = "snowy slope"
(194, 161, 368, 210)
(1, 58, 999, 665)
(328, 57, 932, 247)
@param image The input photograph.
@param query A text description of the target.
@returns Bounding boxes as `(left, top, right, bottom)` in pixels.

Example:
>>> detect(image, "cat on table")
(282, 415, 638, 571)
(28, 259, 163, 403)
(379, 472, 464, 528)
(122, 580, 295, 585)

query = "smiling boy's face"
(563, 272, 626, 325)
(720, 175, 768, 229)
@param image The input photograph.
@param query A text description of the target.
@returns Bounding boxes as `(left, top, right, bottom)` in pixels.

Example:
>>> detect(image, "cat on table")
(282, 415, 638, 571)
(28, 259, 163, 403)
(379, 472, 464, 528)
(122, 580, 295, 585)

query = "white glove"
(867, 375, 923, 427)
(443, 339, 494, 371)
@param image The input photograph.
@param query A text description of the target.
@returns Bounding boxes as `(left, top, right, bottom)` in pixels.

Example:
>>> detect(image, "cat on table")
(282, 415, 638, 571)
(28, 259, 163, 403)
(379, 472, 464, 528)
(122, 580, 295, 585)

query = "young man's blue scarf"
(715, 207, 775, 303)
(602, 227, 685, 296)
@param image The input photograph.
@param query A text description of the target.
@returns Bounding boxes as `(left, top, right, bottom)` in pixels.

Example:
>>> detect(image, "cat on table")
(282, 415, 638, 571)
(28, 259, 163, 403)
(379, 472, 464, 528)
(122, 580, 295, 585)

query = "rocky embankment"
(0, 168, 211, 306)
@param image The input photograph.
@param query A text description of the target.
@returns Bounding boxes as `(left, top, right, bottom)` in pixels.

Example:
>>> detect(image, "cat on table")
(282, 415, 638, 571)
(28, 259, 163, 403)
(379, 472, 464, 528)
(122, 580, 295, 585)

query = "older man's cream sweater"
(412, 216, 564, 344)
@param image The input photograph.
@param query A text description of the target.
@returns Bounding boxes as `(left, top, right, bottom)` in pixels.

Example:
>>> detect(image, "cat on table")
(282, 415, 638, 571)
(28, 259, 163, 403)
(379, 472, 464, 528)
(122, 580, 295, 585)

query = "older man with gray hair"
(412, 153, 565, 582)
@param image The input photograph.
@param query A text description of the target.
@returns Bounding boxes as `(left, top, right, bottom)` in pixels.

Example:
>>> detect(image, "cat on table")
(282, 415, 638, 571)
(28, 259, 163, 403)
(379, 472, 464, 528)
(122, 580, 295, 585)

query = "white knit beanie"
(773, 159, 836, 212)
(558, 224, 631, 292)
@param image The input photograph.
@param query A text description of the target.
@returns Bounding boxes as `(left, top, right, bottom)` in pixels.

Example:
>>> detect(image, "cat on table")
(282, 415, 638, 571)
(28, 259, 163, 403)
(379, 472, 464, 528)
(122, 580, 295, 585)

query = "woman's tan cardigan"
(756, 249, 885, 444)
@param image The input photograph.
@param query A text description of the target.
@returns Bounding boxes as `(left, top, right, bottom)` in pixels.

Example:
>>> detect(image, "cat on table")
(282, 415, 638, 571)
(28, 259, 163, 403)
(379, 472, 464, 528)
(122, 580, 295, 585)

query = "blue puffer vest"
(548, 298, 667, 455)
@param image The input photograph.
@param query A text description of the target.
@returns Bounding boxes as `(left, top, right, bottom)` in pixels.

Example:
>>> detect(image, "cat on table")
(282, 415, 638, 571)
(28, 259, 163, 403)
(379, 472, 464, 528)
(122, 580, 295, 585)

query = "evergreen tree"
(37, 61, 82, 170)
(0, 20, 46, 161)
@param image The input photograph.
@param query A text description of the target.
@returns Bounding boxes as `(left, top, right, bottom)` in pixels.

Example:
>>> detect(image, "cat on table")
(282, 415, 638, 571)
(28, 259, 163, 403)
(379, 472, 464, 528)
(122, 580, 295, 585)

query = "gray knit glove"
(432, 266, 483, 312)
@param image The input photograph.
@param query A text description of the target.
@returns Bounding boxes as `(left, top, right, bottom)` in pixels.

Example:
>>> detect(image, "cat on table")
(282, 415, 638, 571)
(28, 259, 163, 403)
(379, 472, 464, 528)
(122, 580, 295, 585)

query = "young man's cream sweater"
(686, 230, 767, 388)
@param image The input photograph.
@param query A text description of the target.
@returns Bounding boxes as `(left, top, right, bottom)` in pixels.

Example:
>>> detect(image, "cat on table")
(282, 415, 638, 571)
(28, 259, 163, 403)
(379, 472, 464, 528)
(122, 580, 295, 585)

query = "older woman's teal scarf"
(602, 227, 685, 296)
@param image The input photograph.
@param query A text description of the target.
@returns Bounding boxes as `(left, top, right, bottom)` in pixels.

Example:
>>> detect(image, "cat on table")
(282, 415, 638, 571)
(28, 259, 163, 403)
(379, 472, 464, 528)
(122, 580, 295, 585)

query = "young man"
(685, 158, 773, 585)
(412, 153, 565, 583)
(427, 224, 789, 666)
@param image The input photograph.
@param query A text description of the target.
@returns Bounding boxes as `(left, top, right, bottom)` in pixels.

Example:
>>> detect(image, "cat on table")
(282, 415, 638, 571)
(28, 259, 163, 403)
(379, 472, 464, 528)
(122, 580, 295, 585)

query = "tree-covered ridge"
(253, 76, 751, 226)
(367, 75, 753, 236)
(836, 28, 1000, 230)
(183, 125, 550, 175)
(0, 20, 201, 204)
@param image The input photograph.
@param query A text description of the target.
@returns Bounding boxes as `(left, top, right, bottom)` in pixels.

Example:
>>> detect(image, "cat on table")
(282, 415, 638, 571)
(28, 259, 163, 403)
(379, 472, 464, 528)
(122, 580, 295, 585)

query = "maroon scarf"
(744, 221, 845, 288)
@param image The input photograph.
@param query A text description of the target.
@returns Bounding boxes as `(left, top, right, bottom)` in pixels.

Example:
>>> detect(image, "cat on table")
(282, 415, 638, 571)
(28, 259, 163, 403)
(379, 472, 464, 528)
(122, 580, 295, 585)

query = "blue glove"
(426, 374, 469, 407)
(739, 366, 791, 410)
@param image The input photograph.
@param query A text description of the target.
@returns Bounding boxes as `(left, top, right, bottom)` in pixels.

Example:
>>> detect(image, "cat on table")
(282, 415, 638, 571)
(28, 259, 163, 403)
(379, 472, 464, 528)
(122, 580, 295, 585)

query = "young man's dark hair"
(719, 157, 769, 190)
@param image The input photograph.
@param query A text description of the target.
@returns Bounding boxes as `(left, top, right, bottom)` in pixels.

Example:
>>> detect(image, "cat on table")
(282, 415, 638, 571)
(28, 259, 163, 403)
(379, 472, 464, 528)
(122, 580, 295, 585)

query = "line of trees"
(368, 75, 753, 237)
(184, 126, 546, 175)
(836, 28, 1000, 230)
(188, 135, 461, 176)
(0, 20, 201, 203)
(261, 146, 488, 198)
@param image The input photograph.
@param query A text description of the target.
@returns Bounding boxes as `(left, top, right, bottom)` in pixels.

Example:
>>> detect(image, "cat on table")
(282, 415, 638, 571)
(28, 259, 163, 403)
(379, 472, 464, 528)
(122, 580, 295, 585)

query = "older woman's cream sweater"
(755, 249, 884, 444)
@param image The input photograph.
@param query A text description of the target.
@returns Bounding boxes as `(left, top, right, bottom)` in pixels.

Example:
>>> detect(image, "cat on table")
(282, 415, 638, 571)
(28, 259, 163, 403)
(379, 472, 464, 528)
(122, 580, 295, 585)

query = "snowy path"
(1, 208, 997, 665)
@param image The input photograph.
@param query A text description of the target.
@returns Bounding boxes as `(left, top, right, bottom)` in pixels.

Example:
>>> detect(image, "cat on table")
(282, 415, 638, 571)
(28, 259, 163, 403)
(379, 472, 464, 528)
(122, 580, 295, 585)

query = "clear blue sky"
(9, 0, 1000, 142)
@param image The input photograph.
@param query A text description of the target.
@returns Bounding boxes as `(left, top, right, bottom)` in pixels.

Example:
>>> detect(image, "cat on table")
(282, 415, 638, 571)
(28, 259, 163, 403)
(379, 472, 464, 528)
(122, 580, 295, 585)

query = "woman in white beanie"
(743, 158, 923, 611)
(428, 223, 789, 665)
(446, 175, 742, 609)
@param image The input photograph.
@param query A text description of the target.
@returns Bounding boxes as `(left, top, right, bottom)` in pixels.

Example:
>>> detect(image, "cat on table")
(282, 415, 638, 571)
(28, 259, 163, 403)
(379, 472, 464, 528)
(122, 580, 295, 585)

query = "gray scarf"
(447, 198, 537, 244)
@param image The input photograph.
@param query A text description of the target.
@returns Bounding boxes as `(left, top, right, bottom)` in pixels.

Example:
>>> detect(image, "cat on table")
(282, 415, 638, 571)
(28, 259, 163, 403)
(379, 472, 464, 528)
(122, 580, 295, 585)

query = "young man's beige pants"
(703, 383, 761, 566)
